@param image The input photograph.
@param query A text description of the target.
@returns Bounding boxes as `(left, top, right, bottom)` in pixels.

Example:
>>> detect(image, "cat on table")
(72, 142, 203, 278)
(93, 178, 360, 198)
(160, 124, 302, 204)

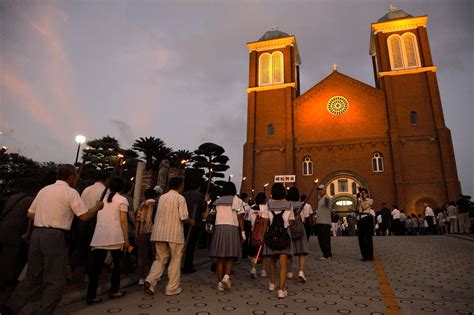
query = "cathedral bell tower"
(242, 28, 301, 195)
(370, 7, 461, 210)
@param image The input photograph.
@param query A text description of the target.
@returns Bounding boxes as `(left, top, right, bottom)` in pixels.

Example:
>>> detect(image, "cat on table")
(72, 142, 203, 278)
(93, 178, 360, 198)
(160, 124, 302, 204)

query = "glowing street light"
(228, 174, 234, 182)
(263, 182, 269, 195)
(74, 135, 86, 165)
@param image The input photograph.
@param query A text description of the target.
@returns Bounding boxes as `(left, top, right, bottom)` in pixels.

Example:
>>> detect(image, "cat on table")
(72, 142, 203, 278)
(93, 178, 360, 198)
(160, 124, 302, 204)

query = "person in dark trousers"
(356, 188, 375, 262)
(240, 193, 252, 259)
(315, 185, 332, 259)
(182, 178, 207, 274)
(1, 164, 103, 315)
(378, 202, 391, 236)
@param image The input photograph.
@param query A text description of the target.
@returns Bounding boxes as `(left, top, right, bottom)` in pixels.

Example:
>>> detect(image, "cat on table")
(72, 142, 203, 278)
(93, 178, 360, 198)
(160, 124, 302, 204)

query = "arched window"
(372, 152, 384, 172)
(410, 111, 418, 125)
(352, 182, 357, 195)
(387, 33, 420, 70)
(388, 36, 404, 69)
(330, 183, 335, 196)
(302, 156, 313, 176)
(259, 51, 284, 86)
(267, 123, 274, 137)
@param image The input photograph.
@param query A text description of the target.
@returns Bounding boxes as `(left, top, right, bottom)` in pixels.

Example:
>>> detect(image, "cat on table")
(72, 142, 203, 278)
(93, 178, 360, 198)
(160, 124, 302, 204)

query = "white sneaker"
(250, 267, 257, 279)
(217, 282, 225, 292)
(260, 270, 267, 278)
(298, 271, 307, 282)
(287, 272, 293, 279)
(138, 278, 145, 285)
(222, 275, 232, 289)
(269, 283, 276, 291)
(278, 289, 288, 298)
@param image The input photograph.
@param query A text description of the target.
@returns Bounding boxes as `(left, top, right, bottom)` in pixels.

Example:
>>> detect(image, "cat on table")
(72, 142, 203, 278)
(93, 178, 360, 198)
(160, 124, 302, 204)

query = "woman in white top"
(208, 182, 245, 292)
(87, 177, 129, 305)
(263, 183, 295, 299)
(249, 192, 269, 279)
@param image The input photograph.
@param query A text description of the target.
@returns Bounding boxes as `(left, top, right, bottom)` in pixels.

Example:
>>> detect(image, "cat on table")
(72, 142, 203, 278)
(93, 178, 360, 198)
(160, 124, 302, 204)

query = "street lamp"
(228, 174, 234, 182)
(240, 176, 247, 194)
(74, 135, 86, 165)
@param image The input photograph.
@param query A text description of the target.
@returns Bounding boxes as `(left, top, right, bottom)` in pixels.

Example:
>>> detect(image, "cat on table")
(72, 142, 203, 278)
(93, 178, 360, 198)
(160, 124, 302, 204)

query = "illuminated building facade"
(242, 9, 461, 214)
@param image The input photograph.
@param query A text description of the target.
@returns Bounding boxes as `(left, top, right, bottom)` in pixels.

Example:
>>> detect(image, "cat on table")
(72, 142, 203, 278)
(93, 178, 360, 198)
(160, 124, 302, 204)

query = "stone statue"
(157, 159, 170, 189)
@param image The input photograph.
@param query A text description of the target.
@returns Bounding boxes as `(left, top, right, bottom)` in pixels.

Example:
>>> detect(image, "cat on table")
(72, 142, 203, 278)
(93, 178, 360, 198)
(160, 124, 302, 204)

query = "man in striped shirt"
(144, 177, 194, 296)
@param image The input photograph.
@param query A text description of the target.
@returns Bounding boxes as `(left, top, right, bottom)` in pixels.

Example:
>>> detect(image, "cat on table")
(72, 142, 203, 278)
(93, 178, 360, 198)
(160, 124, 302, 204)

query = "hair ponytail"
(106, 177, 125, 203)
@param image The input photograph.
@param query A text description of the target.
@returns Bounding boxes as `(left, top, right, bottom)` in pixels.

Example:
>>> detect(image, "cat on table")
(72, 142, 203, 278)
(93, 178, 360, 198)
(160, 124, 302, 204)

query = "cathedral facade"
(242, 9, 461, 214)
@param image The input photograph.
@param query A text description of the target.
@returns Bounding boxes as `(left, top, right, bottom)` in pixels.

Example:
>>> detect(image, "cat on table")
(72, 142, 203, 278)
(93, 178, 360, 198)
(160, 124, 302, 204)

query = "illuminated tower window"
(267, 123, 275, 137)
(330, 183, 335, 196)
(302, 156, 313, 176)
(259, 51, 284, 86)
(410, 111, 418, 125)
(338, 179, 348, 192)
(387, 32, 420, 70)
(352, 182, 357, 194)
(372, 152, 384, 172)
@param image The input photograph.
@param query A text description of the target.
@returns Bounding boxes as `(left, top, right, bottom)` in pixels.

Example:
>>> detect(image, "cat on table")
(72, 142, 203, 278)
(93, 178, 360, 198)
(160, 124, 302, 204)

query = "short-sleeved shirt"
(151, 190, 189, 244)
(214, 195, 245, 227)
(249, 203, 269, 228)
(81, 181, 105, 209)
(266, 199, 295, 228)
(91, 193, 129, 248)
(28, 180, 88, 230)
(359, 198, 375, 216)
(316, 194, 331, 225)
(301, 203, 313, 219)
(425, 207, 435, 217)
(391, 208, 401, 219)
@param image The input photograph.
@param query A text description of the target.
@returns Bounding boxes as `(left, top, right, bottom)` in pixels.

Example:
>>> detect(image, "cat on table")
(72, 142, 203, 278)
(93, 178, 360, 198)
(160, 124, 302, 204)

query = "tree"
(132, 137, 165, 170)
(192, 142, 230, 194)
(83, 136, 121, 172)
(169, 149, 195, 168)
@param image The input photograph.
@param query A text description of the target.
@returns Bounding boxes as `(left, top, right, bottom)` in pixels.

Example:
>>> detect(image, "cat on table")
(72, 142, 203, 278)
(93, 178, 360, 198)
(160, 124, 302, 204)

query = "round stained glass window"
(327, 96, 349, 115)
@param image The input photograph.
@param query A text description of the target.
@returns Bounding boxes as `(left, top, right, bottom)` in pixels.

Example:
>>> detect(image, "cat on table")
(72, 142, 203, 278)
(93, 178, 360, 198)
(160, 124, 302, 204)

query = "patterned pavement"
(56, 236, 474, 315)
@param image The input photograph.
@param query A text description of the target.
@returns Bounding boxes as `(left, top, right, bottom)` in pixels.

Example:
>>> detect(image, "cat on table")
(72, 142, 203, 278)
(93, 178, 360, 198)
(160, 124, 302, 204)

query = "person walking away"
(208, 182, 245, 292)
(87, 177, 129, 304)
(315, 185, 332, 259)
(347, 211, 357, 236)
(437, 207, 447, 235)
(1, 164, 103, 315)
(144, 177, 194, 296)
(457, 196, 471, 234)
(391, 206, 401, 235)
(356, 188, 375, 261)
(240, 193, 252, 259)
(446, 201, 458, 234)
(331, 210, 339, 237)
(70, 172, 108, 282)
(135, 188, 157, 284)
(379, 202, 391, 236)
(262, 183, 294, 299)
(300, 195, 314, 240)
(0, 182, 35, 289)
(424, 203, 435, 235)
(182, 178, 207, 274)
(286, 187, 309, 283)
(249, 192, 268, 279)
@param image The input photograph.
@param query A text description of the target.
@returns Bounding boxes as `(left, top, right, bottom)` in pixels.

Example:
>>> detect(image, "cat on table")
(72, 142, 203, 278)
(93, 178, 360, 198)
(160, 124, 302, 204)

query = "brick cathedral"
(242, 8, 461, 214)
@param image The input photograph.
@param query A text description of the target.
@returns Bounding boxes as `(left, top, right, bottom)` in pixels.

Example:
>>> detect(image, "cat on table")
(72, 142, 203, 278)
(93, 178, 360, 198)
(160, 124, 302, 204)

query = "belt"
(35, 226, 67, 233)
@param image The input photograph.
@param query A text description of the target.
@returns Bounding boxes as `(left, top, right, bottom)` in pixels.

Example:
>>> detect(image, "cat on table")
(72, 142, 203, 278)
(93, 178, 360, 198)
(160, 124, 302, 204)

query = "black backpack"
(264, 211, 291, 250)
(290, 206, 305, 240)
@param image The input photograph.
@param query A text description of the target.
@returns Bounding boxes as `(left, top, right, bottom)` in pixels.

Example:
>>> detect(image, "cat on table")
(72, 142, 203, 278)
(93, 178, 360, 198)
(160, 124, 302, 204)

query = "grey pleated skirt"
(291, 232, 309, 256)
(209, 224, 241, 258)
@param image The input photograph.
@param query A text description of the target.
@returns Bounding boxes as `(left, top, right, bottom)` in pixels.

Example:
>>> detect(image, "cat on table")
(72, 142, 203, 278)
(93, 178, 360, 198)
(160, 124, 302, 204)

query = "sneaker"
(217, 282, 225, 292)
(269, 283, 276, 291)
(165, 287, 183, 296)
(298, 271, 307, 282)
(287, 272, 293, 279)
(260, 270, 267, 278)
(250, 267, 257, 279)
(138, 279, 145, 286)
(318, 256, 330, 260)
(222, 275, 232, 289)
(278, 289, 288, 298)
(144, 281, 154, 295)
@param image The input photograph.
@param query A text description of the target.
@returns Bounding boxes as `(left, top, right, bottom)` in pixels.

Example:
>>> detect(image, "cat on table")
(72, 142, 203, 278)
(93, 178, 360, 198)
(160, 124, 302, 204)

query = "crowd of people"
(0, 164, 472, 314)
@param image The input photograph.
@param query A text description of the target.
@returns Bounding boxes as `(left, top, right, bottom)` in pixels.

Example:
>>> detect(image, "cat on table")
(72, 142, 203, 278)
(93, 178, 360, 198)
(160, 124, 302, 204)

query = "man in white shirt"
(424, 203, 435, 235)
(4, 164, 103, 315)
(391, 205, 401, 235)
(144, 177, 194, 296)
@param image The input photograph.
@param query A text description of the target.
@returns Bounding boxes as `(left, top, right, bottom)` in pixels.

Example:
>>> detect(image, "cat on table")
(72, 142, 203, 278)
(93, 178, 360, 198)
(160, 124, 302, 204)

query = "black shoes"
(108, 291, 127, 299)
(86, 297, 103, 305)
(361, 258, 374, 262)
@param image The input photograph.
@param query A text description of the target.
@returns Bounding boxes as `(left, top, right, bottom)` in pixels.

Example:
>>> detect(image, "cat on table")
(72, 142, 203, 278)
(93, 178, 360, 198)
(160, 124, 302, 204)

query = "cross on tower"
(271, 25, 278, 31)
(388, 3, 396, 12)
(332, 64, 339, 71)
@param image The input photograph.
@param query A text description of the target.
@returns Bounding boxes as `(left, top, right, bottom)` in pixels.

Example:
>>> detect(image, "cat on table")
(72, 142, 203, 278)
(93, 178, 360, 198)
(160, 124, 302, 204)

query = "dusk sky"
(1, 0, 472, 195)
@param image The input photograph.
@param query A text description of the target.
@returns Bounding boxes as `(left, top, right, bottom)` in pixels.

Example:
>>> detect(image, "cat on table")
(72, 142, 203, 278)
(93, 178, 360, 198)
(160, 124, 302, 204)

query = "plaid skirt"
(209, 224, 241, 258)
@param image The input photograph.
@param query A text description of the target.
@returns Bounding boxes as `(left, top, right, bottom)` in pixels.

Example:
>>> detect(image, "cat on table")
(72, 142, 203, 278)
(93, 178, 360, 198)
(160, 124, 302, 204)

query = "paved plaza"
(54, 235, 474, 315)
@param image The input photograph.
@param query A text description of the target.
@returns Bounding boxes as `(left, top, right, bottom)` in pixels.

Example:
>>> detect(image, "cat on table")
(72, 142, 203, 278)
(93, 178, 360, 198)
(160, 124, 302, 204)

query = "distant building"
(242, 8, 461, 214)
